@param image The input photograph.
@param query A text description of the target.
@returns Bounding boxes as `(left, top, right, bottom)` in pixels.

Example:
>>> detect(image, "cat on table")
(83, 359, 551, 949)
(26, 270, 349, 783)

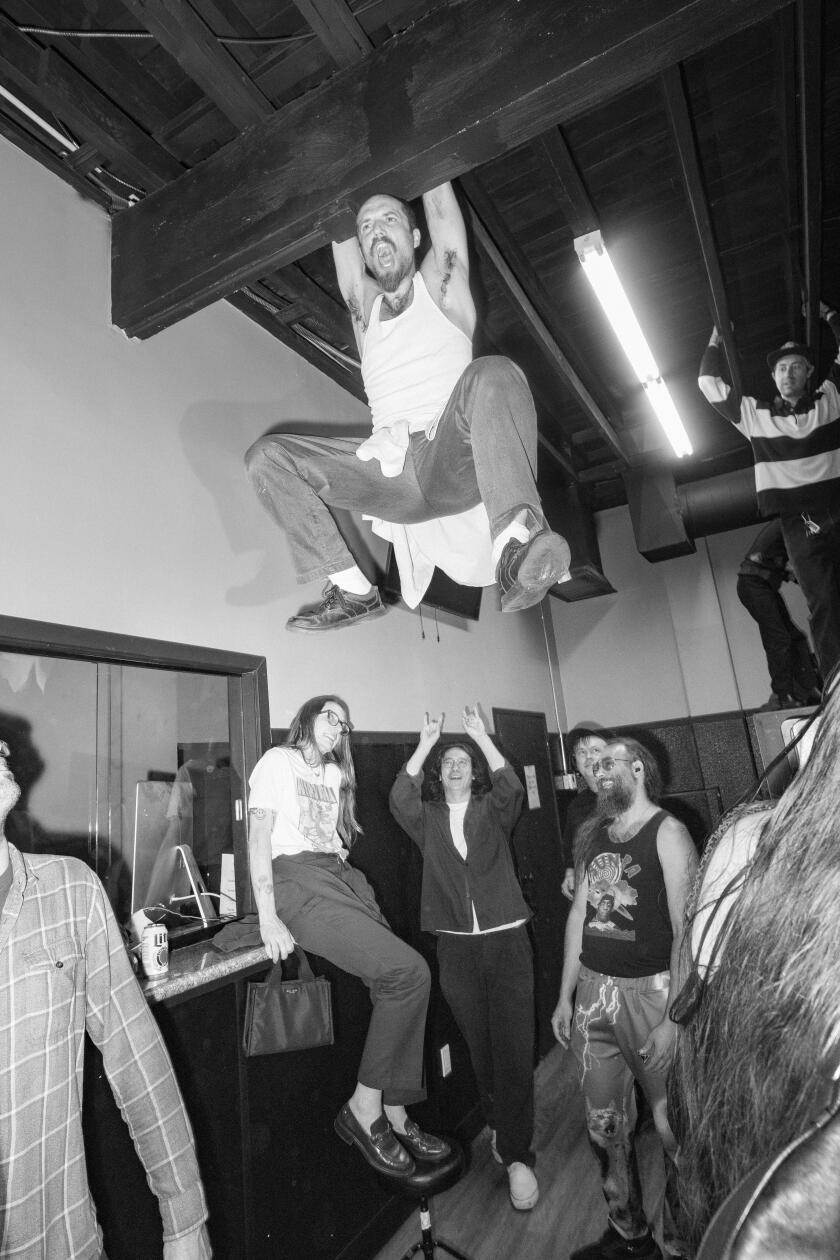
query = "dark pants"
(272, 852, 430, 1104)
(245, 357, 546, 583)
(781, 505, 840, 680)
(736, 573, 819, 699)
(437, 925, 535, 1167)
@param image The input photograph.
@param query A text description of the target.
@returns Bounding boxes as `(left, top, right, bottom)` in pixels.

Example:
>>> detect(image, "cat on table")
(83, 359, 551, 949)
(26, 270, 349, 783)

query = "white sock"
(491, 521, 530, 568)
(329, 565, 372, 596)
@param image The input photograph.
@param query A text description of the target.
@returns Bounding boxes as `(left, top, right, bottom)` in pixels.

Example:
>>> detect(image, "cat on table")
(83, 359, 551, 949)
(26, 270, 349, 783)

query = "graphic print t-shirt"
(579, 810, 673, 977)
(248, 746, 344, 859)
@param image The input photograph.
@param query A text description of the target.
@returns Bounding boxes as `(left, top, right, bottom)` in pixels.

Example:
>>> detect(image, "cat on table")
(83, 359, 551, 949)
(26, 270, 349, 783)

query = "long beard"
(596, 781, 634, 818)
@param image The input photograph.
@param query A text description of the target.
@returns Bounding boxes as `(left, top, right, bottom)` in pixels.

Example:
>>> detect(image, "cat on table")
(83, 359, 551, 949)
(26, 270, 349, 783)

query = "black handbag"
(242, 945, 334, 1056)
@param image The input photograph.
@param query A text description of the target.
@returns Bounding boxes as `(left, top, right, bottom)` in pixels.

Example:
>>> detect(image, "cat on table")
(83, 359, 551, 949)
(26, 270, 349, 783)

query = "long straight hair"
(284, 694, 361, 843)
(670, 671, 840, 1251)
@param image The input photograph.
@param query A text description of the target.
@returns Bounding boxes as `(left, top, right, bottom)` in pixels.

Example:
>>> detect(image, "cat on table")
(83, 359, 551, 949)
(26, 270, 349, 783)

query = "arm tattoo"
(346, 295, 367, 331)
(440, 249, 456, 300)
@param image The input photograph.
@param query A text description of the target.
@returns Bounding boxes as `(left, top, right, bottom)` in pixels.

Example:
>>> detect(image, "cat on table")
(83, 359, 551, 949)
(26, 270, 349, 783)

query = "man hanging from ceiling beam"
(245, 182, 571, 631)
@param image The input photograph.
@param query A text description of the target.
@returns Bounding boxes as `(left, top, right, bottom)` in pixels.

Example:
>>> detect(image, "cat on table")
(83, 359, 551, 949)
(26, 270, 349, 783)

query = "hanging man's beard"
(596, 779, 634, 818)
(367, 237, 414, 292)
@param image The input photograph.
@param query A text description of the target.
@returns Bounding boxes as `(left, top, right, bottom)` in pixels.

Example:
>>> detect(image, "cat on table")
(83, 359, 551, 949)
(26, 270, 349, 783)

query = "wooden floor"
(370, 1045, 666, 1260)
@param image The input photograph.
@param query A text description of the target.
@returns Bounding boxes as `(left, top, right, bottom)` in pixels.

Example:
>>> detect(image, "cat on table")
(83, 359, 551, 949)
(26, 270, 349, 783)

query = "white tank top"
(361, 273, 472, 434)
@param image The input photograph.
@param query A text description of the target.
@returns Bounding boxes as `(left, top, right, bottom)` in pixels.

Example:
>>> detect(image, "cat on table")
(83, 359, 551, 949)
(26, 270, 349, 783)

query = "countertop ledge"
(140, 938, 270, 1005)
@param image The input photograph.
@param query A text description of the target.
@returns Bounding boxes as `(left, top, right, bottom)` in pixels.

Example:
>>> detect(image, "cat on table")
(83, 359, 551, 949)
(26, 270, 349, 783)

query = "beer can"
(141, 922, 169, 980)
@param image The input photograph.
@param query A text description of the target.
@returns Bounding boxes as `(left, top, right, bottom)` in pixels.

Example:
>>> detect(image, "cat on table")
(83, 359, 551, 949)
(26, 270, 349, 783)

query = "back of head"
(672, 669, 840, 1249)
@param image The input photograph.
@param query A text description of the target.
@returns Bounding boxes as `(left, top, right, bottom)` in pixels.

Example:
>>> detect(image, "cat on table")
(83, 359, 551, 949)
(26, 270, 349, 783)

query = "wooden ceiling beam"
(265, 263, 356, 349)
(533, 126, 597, 238)
(156, 0, 417, 148)
(798, 0, 823, 347)
(0, 14, 183, 190)
(111, 0, 790, 339)
(773, 4, 801, 332)
(119, 0, 273, 129)
(459, 171, 629, 463)
(227, 288, 366, 400)
(0, 109, 110, 208)
(661, 62, 742, 398)
(290, 0, 373, 67)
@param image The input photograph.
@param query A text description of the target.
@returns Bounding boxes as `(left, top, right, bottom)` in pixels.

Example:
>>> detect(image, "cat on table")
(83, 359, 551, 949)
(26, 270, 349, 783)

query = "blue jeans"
(245, 356, 546, 583)
(781, 504, 840, 679)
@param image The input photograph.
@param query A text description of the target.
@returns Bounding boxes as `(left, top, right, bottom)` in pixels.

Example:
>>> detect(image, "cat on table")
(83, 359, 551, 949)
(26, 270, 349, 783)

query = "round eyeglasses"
(321, 710, 352, 735)
(592, 756, 633, 774)
(442, 757, 471, 771)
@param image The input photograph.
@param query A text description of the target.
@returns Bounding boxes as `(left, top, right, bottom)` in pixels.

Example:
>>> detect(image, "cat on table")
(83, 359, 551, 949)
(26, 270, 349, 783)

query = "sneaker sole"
(501, 534, 571, 612)
(285, 604, 388, 633)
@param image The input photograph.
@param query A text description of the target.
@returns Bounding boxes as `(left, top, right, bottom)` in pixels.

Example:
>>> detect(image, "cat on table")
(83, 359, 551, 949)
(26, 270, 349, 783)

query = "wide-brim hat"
(766, 340, 815, 370)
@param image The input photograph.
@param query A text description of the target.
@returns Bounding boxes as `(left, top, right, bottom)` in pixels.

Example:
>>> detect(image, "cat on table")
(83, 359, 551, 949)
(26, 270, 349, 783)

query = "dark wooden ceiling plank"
(533, 126, 597, 239)
(459, 170, 628, 462)
(64, 142, 102, 176)
(0, 14, 183, 189)
(0, 109, 111, 208)
(157, 0, 420, 150)
(8, 0, 184, 129)
(798, 0, 823, 346)
(226, 289, 366, 400)
(290, 0, 373, 67)
(265, 262, 356, 349)
(120, 0, 274, 128)
(773, 4, 801, 332)
(661, 62, 742, 398)
(111, 0, 790, 339)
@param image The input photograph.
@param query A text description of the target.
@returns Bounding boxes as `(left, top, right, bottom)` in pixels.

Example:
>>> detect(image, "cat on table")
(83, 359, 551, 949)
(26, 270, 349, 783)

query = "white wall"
(1, 138, 562, 735)
(553, 506, 814, 727)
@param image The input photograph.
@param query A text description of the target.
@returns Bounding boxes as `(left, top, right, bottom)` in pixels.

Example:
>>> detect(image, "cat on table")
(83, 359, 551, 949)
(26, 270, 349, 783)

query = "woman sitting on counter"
(246, 694, 449, 1178)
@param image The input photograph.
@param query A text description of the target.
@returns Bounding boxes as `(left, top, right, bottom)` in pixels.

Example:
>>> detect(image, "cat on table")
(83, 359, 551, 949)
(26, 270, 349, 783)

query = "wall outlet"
(440, 1043, 452, 1077)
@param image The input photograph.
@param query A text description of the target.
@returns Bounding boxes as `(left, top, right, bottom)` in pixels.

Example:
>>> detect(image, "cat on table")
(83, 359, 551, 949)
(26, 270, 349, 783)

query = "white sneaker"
(507, 1161, 539, 1210)
(490, 1129, 503, 1164)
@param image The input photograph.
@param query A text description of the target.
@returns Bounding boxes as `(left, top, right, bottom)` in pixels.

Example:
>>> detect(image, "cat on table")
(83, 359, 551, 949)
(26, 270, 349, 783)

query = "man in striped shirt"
(698, 303, 840, 680)
(0, 741, 211, 1259)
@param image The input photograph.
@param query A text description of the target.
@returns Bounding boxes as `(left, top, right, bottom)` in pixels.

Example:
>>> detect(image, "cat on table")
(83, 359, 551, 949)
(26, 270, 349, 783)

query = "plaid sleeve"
(82, 875, 209, 1243)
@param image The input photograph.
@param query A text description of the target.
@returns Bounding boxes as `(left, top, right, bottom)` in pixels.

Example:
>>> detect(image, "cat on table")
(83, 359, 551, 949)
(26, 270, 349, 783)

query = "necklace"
(302, 749, 324, 778)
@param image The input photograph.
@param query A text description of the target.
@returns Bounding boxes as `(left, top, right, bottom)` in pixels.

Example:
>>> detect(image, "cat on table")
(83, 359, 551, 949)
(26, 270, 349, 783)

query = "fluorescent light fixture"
(575, 229, 692, 457)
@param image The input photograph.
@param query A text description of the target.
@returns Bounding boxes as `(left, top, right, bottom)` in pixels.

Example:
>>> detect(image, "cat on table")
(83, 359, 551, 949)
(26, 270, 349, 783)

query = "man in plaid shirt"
(0, 741, 211, 1259)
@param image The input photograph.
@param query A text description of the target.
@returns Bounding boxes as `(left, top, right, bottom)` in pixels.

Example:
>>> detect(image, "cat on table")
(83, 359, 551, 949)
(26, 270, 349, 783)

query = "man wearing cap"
(698, 305, 840, 679)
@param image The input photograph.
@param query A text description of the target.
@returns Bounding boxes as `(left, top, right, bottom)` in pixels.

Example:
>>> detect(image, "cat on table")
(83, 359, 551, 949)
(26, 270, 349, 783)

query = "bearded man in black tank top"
(552, 739, 697, 1260)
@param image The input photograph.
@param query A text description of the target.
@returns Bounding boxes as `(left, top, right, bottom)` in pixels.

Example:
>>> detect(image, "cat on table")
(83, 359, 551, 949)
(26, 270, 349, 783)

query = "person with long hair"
(669, 668, 840, 1254)
(389, 705, 538, 1210)
(247, 694, 450, 1178)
